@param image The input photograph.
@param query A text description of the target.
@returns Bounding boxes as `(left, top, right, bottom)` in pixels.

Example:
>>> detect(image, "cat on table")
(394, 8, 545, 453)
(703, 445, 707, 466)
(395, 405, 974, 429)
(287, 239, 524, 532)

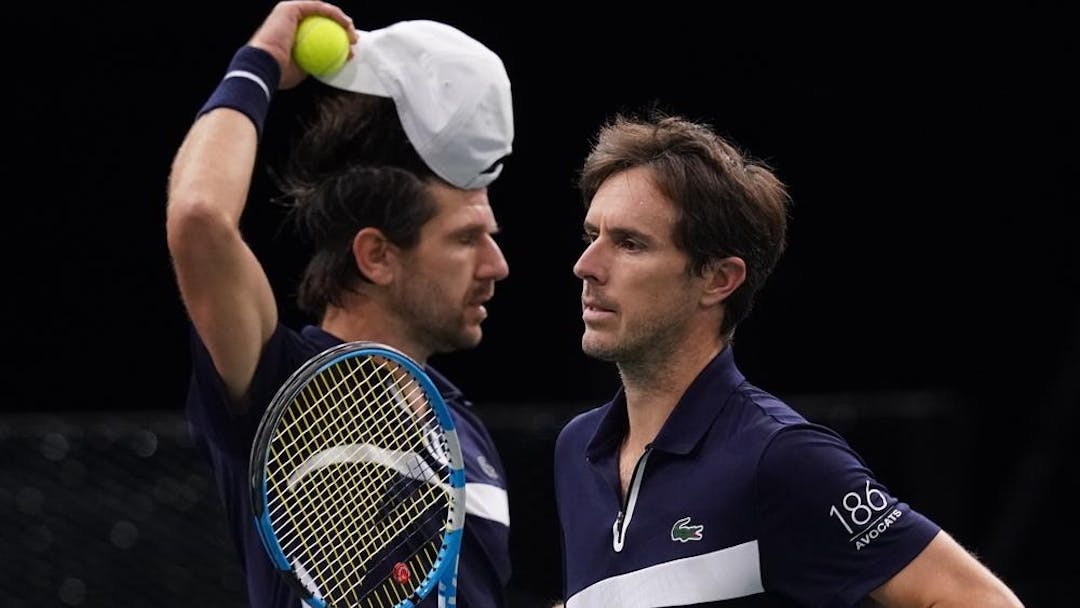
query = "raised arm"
(165, 1, 356, 408)
(869, 530, 1024, 607)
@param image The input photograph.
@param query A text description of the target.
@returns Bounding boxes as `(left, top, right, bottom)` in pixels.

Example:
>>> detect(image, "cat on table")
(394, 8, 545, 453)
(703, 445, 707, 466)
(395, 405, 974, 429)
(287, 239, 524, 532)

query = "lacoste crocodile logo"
(671, 516, 703, 542)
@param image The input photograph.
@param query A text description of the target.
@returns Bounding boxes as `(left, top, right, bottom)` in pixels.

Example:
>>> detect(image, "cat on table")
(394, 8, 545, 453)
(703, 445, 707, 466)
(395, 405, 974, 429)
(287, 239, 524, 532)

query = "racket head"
(250, 341, 466, 608)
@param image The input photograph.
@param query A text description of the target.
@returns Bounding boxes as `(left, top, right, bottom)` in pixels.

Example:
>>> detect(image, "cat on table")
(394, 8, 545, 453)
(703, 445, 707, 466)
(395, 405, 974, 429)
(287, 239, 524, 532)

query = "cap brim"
(314, 30, 391, 97)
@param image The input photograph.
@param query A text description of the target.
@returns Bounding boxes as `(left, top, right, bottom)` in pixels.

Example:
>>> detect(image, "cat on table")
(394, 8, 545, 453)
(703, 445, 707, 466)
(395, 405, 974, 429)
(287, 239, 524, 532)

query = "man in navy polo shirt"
(554, 111, 1023, 607)
(166, 2, 513, 607)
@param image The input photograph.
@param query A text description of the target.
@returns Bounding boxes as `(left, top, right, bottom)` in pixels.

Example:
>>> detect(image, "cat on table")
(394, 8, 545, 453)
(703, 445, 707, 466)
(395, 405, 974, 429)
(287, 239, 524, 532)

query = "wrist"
(196, 46, 282, 136)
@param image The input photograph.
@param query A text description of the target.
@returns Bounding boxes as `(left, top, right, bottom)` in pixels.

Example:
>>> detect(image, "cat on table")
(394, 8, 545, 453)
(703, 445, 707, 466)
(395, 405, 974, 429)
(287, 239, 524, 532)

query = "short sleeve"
(184, 324, 312, 457)
(755, 425, 940, 606)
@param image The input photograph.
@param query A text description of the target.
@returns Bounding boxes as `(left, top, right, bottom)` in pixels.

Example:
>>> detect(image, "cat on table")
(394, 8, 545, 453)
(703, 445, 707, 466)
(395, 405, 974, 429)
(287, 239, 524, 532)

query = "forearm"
(166, 108, 258, 230)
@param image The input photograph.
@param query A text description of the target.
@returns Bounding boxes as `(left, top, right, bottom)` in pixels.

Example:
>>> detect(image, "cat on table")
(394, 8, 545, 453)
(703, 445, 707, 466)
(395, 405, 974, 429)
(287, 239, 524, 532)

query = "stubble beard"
(581, 312, 683, 369)
(396, 279, 479, 355)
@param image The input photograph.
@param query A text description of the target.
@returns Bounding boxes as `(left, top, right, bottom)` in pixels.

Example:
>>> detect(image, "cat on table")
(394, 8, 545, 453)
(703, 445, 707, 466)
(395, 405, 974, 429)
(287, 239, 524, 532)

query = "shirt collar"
(585, 345, 745, 459)
(301, 325, 343, 352)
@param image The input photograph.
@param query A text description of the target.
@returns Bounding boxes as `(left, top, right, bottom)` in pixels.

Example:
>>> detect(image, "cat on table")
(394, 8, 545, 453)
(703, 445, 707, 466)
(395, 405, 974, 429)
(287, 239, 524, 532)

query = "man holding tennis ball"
(166, 2, 514, 607)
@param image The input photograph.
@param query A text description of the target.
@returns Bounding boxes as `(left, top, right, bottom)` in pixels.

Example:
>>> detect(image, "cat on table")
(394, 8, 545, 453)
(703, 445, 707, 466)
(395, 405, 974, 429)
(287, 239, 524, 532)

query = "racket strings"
(327, 364, 449, 603)
(288, 463, 447, 605)
(273, 356, 442, 602)
(264, 354, 454, 606)
(280, 357, 437, 594)
(269, 355, 434, 511)
(292, 360, 433, 592)
(274, 356, 425, 461)
(275, 365, 402, 587)
(344, 482, 448, 603)
(313, 454, 447, 599)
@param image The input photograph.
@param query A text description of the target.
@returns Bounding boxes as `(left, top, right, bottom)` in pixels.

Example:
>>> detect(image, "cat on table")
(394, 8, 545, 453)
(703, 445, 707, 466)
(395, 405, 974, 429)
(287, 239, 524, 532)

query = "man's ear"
(701, 256, 746, 307)
(352, 227, 397, 285)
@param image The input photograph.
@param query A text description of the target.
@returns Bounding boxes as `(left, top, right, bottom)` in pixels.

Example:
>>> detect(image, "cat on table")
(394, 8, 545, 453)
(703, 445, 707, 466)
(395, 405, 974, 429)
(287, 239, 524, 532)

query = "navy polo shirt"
(186, 324, 511, 608)
(554, 346, 940, 607)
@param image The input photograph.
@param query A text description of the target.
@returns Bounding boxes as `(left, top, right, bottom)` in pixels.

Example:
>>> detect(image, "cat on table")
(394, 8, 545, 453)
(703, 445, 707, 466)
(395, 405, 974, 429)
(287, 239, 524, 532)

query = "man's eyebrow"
(583, 221, 653, 243)
(609, 226, 653, 243)
(452, 221, 502, 236)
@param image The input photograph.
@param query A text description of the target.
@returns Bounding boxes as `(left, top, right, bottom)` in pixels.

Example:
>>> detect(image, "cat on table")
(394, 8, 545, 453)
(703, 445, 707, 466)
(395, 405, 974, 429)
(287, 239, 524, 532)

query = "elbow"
(165, 195, 235, 259)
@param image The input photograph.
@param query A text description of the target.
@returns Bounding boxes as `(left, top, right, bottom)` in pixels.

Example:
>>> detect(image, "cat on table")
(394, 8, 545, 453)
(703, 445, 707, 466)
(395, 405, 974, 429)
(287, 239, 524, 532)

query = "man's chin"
(433, 328, 483, 354)
(460, 330, 483, 350)
(581, 338, 620, 362)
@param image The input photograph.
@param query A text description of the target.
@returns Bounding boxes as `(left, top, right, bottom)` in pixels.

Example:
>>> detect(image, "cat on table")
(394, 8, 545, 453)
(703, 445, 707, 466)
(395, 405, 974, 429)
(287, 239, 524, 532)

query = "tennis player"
(166, 2, 514, 607)
(554, 111, 1024, 607)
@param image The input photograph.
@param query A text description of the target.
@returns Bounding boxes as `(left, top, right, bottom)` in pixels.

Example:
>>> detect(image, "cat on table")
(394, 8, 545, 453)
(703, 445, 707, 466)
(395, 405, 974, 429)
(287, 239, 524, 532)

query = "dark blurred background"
(7, 2, 1076, 606)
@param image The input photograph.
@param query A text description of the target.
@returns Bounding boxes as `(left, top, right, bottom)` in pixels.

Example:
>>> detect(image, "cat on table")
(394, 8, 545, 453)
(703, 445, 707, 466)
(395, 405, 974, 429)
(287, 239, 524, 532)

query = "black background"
(10, 2, 1076, 605)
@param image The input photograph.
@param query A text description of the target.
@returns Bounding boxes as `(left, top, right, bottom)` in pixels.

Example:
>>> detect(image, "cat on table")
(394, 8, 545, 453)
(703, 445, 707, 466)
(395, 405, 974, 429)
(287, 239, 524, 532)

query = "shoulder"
(424, 365, 481, 429)
(723, 384, 859, 471)
(424, 365, 468, 406)
(249, 325, 334, 400)
(729, 382, 810, 429)
(708, 381, 816, 451)
(424, 364, 502, 453)
(186, 323, 327, 455)
(745, 403, 875, 510)
(695, 381, 865, 483)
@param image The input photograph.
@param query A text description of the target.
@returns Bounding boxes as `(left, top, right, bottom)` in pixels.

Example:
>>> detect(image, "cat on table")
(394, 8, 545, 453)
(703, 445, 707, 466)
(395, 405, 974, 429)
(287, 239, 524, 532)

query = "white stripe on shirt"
(466, 482, 510, 527)
(566, 540, 763, 608)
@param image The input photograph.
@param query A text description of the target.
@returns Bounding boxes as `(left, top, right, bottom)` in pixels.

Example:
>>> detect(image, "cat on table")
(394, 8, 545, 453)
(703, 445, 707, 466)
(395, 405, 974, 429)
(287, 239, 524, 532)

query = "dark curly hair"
(274, 92, 440, 320)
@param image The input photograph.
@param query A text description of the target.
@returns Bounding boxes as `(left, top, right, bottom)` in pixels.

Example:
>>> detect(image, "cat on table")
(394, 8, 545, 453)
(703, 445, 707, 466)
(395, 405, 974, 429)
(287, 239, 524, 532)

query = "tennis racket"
(250, 341, 465, 608)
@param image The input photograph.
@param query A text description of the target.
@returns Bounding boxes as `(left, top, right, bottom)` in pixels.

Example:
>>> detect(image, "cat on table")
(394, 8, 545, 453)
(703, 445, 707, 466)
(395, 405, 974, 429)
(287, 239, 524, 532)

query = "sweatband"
(196, 46, 281, 136)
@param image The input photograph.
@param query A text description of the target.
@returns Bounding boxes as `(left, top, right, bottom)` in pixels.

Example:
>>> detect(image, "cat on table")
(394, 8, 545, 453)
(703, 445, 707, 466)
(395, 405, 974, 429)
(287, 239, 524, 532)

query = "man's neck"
(320, 302, 430, 364)
(619, 336, 723, 447)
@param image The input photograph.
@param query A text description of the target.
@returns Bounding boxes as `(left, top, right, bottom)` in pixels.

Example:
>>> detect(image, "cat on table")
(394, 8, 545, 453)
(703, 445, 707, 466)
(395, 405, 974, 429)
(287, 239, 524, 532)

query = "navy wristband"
(197, 46, 281, 136)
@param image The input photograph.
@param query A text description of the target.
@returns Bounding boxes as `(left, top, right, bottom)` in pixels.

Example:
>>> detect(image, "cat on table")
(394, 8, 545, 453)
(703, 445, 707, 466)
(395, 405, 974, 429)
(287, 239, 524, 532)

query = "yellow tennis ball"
(292, 15, 349, 77)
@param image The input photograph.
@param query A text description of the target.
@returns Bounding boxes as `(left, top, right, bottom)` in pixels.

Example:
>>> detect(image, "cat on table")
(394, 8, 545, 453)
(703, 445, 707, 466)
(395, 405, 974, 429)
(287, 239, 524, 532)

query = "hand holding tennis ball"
(292, 15, 350, 77)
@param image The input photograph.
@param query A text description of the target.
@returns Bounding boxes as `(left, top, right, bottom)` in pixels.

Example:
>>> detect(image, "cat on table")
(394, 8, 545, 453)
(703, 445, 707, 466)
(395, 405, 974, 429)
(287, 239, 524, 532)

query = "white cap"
(316, 20, 513, 190)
